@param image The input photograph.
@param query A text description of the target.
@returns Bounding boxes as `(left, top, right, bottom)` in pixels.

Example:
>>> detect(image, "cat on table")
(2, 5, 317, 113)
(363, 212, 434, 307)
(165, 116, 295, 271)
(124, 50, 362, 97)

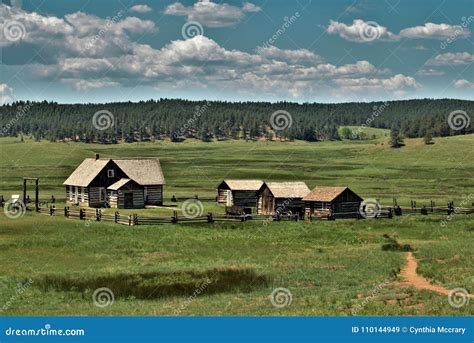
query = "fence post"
(128, 215, 132, 226)
(64, 206, 69, 218)
(96, 209, 101, 221)
(49, 205, 55, 216)
(207, 212, 214, 223)
(114, 211, 119, 224)
(133, 214, 138, 226)
(79, 208, 85, 220)
(172, 211, 178, 224)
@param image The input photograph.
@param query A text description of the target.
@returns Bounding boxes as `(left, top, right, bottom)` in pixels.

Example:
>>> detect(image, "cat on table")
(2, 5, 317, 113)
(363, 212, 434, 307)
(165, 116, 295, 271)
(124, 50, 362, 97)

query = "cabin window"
(107, 169, 114, 178)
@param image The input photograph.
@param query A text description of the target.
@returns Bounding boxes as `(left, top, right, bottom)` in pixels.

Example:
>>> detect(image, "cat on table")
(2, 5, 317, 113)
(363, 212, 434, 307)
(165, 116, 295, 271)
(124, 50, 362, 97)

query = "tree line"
(0, 98, 472, 143)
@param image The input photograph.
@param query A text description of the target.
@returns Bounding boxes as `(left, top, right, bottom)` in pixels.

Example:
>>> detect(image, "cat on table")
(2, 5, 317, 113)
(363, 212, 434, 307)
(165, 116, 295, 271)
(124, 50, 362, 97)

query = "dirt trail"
(397, 252, 473, 298)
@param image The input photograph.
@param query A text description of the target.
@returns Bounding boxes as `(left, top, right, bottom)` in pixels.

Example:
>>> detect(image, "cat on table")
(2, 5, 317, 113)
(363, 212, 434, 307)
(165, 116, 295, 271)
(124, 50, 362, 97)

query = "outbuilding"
(217, 179, 263, 207)
(303, 186, 363, 218)
(256, 182, 310, 217)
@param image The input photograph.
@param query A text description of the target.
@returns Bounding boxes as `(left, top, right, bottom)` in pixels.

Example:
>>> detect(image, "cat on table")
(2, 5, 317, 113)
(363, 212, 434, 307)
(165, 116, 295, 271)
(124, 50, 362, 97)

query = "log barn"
(303, 186, 363, 218)
(256, 182, 310, 217)
(217, 180, 263, 207)
(63, 154, 165, 208)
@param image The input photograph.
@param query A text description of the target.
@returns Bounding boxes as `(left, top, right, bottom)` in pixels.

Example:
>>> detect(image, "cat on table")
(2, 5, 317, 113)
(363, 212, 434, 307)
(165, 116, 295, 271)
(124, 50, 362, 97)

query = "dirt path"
(397, 252, 473, 298)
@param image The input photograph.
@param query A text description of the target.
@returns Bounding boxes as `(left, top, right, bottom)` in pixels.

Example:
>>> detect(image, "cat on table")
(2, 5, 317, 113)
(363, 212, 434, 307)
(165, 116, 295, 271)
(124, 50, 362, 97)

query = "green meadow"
(0, 133, 473, 315)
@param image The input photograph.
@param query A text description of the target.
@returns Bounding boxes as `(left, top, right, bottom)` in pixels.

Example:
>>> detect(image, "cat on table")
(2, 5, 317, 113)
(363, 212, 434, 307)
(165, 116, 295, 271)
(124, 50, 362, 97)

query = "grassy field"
(0, 133, 473, 315)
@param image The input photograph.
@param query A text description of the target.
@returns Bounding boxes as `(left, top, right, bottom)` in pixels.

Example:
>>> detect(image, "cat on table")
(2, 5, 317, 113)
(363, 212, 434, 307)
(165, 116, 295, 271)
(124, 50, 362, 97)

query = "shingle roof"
(220, 179, 264, 191)
(303, 186, 350, 202)
(63, 158, 165, 187)
(114, 159, 165, 185)
(264, 182, 310, 198)
(107, 178, 132, 191)
(63, 158, 110, 187)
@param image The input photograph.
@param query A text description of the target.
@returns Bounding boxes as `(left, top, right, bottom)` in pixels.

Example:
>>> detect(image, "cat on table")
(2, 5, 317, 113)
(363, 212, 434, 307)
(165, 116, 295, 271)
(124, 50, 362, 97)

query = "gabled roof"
(107, 178, 132, 191)
(219, 179, 263, 191)
(263, 182, 310, 199)
(63, 158, 165, 187)
(303, 186, 361, 202)
(114, 159, 165, 185)
(63, 158, 110, 187)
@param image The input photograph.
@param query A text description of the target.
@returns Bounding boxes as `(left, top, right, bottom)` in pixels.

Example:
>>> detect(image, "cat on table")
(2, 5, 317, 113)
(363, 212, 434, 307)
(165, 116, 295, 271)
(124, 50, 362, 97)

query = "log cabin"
(63, 154, 165, 208)
(217, 180, 263, 208)
(256, 182, 310, 217)
(303, 186, 363, 219)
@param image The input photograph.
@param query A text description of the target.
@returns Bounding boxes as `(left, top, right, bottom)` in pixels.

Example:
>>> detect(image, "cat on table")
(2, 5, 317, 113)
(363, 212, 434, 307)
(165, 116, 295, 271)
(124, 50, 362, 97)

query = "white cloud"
(0, 5, 420, 98)
(326, 19, 399, 43)
(327, 20, 471, 43)
(399, 22, 470, 40)
(0, 84, 14, 104)
(453, 79, 474, 89)
(415, 69, 445, 76)
(164, 0, 260, 27)
(427, 52, 474, 66)
(255, 46, 323, 64)
(242, 2, 261, 13)
(130, 4, 152, 14)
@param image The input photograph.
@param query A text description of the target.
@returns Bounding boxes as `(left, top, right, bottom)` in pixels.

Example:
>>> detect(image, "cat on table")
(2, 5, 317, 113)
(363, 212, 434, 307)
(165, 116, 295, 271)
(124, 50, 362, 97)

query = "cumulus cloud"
(399, 22, 470, 40)
(326, 19, 399, 43)
(427, 52, 474, 66)
(415, 69, 445, 76)
(453, 79, 474, 89)
(130, 4, 152, 13)
(0, 84, 14, 104)
(1, 4, 420, 99)
(164, 0, 260, 27)
(255, 46, 323, 64)
(327, 20, 471, 43)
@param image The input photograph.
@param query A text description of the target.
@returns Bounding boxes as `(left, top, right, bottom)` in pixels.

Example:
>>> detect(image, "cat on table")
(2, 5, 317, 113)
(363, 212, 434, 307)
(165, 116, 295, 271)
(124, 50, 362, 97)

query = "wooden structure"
(108, 178, 144, 209)
(63, 154, 165, 208)
(217, 180, 263, 208)
(256, 182, 310, 217)
(303, 186, 363, 219)
(23, 177, 39, 210)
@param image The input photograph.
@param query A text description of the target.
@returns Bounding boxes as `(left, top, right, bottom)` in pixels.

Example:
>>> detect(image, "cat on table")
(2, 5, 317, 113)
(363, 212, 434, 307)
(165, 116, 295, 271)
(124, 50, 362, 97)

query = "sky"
(0, 0, 473, 104)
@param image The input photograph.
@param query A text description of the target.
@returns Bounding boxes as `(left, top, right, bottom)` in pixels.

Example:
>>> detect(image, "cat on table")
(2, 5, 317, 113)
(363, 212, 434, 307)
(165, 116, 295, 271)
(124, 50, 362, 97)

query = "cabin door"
(226, 190, 233, 206)
(124, 193, 133, 208)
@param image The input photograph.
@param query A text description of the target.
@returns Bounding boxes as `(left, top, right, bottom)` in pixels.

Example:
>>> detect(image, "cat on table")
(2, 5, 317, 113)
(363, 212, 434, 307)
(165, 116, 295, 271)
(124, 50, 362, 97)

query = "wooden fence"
(34, 201, 474, 227)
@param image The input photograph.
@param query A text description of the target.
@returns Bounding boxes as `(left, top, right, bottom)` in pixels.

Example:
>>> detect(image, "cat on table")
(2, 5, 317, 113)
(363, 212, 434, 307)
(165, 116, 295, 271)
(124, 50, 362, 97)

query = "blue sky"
(0, 0, 473, 103)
